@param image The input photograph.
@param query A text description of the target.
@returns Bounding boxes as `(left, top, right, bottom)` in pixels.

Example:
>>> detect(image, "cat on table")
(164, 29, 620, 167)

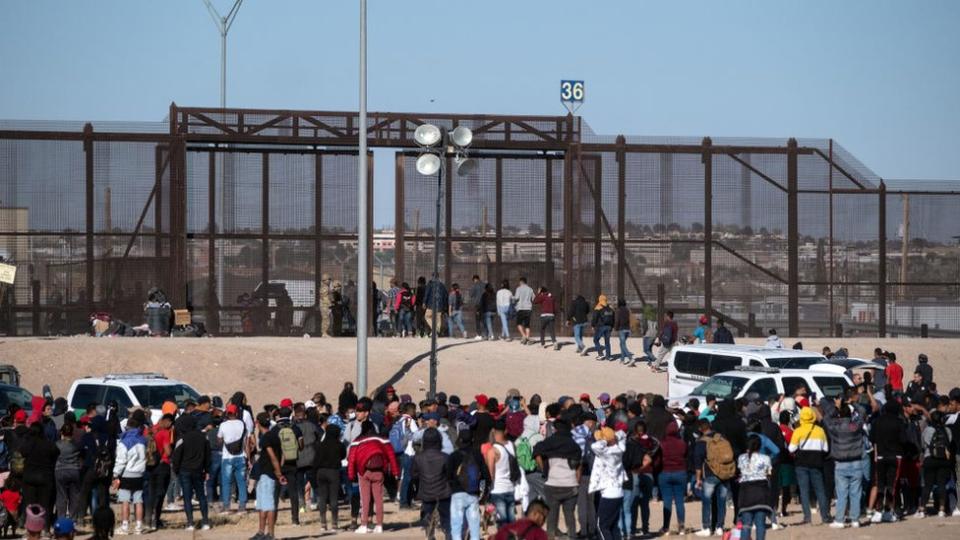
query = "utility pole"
(357, 0, 369, 396)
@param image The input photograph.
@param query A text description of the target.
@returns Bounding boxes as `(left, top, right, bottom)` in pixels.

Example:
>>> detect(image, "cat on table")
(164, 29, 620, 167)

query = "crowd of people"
(0, 346, 957, 540)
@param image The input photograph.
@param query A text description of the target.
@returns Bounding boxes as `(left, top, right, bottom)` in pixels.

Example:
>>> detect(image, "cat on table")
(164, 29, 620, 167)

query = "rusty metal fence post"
(787, 138, 799, 336)
(878, 181, 887, 337)
(703, 137, 713, 317)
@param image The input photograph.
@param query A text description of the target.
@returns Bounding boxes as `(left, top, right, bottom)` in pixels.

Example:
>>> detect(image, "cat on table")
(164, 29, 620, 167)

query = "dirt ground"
(2, 335, 959, 538)
(1, 335, 956, 409)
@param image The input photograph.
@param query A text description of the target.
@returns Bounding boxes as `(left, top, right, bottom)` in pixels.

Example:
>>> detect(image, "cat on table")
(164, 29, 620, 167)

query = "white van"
(672, 366, 853, 403)
(667, 344, 826, 398)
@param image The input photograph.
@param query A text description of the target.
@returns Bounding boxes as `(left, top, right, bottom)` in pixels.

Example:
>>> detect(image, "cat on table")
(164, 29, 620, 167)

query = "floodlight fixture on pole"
(201, 0, 244, 109)
(414, 123, 474, 398)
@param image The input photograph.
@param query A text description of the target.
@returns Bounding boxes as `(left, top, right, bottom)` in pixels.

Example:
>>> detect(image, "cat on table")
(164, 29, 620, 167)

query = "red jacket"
(885, 363, 904, 391)
(347, 436, 399, 481)
(533, 292, 557, 316)
(659, 422, 687, 473)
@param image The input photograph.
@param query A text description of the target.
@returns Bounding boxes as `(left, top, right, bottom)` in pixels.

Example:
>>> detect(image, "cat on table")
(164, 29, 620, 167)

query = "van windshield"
(691, 376, 749, 400)
(130, 384, 201, 409)
(764, 357, 822, 369)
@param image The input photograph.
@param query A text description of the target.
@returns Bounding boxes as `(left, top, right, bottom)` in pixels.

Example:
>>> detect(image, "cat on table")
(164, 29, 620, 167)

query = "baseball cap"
(448, 395, 462, 406)
(305, 400, 317, 409)
(161, 401, 178, 416)
(579, 393, 590, 401)
(279, 398, 294, 408)
(597, 392, 611, 404)
(14, 410, 27, 422)
(506, 388, 521, 399)
(25, 504, 45, 532)
(422, 412, 440, 422)
(54, 517, 76, 535)
(225, 403, 239, 415)
(474, 394, 489, 407)
(355, 401, 370, 413)
(385, 386, 395, 393)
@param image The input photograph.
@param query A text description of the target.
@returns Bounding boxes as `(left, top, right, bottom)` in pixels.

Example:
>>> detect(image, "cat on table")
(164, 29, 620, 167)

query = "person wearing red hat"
(279, 398, 294, 409)
(693, 315, 711, 344)
(471, 396, 494, 451)
(216, 404, 248, 514)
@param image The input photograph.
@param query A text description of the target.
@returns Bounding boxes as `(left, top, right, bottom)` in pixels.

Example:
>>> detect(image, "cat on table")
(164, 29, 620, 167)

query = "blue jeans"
(179, 471, 208, 526)
(700, 475, 729, 530)
(620, 474, 638, 536)
(618, 329, 632, 359)
(206, 451, 221, 503)
(483, 312, 495, 338)
(634, 473, 654, 533)
(220, 456, 248, 510)
(573, 322, 588, 351)
(594, 325, 612, 358)
(659, 471, 687, 530)
(834, 460, 862, 523)
(497, 306, 510, 339)
(490, 492, 515, 526)
(740, 509, 767, 540)
(450, 492, 480, 540)
(399, 454, 414, 506)
(796, 466, 830, 523)
(448, 310, 465, 337)
(399, 309, 414, 334)
(643, 336, 656, 363)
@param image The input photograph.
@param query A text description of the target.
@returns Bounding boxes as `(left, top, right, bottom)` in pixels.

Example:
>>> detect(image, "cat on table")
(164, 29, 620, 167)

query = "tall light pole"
(357, 0, 369, 396)
(202, 0, 243, 110)
(414, 125, 475, 398)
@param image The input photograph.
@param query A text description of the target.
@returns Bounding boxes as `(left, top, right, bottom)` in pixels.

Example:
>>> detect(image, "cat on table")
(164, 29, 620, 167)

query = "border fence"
(1, 104, 957, 337)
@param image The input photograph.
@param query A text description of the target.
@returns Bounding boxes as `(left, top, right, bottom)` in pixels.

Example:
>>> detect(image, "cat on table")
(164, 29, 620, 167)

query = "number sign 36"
(560, 80, 584, 103)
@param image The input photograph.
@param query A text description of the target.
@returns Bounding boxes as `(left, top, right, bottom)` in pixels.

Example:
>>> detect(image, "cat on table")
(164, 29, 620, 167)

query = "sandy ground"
(2, 335, 960, 538)
(1, 335, 956, 409)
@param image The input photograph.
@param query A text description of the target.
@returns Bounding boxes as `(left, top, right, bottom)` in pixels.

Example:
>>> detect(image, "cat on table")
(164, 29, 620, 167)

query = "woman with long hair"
(737, 435, 774, 540)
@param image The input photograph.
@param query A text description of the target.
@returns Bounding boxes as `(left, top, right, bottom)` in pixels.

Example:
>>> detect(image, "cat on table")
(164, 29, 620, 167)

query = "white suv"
(67, 373, 202, 424)
(667, 344, 827, 397)
(671, 365, 853, 404)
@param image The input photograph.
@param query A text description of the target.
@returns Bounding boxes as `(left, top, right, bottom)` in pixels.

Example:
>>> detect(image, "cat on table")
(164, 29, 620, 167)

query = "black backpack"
(93, 440, 114, 480)
(600, 306, 615, 327)
(930, 426, 951, 460)
(496, 443, 521, 483)
(451, 291, 463, 311)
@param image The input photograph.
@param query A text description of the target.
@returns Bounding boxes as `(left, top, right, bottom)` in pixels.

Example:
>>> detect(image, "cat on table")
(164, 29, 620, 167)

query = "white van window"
(708, 355, 742, 376)
(782, 377, 809, 397)
(746, 378, 779, 401)
(71, 384, 103, 410)
(765, 357, 821, 369)
(692, 375, 749, 400)
(675, 352, 711, 377)
(813, 377, 849, 398)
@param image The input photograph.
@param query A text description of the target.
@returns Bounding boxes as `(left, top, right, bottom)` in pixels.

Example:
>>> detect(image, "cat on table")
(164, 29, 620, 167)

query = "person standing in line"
(693, 420, 733, 537)
(216, 404, 249, 515)
(171, 414, 211, 531)
(496, 280, 514, 342)
(112, 419, 147, 536)
(589, 427, 626, 540)
(658, 422, 688, 536)
(294, 404, 320, 517)
(533, 418, 582, 540)
(651, 311, 678, 372)
(533, 286, 559, 350)
(886, 353, 904, 392)
(485, 422, 518, 527)
(914, 354, 933, 387)
(693, 315, 712, 344)
(386, 278, 401, 337)
(448, 283, 468, 339)
(314, 421, 345, 532)
(394, 282, 416, 338)
(347, 421, 399, 534)
(736, 436, 774, 540)
(591, 295, 615, 361)
(253, 411, 287, 540)
(468, 275, 486, 341)
(54, 424, 82, 521)
(146, 413, 174, 531)
(614, 299, 633, 365)
(448, 430, 490, 540)
(567, 294, 591, 356)
(480, 283, 498, 341)
(788, 407, 831, 525)
(412, 428, 453, 538)
(712, 318, 735, 344)
(514, 277, 535, 345)
(415, 276, 428, 338)
(824, 393, 866, 528)
(423, 277, 449, 335)
(916, 410, 953, 518)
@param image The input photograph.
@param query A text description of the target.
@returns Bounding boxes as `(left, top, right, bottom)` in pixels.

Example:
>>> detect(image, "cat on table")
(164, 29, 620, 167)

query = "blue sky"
(1, 0, 958, 226)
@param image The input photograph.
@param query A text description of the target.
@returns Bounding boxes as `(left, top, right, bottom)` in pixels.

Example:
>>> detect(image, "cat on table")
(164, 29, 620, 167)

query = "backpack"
(496, 443, 522, 484)
(224, 426, 247, 456)
(278, 426, 299, 463)
(389, 418, 412, 454)
(144, 431, 159, 468)
(451, 291, 463, 311)
(456, 451, 482, 493)
(9, 450, 24, 476)
(93, 440, 114, 480)
(930, 426, 951, 461)
(514, 436, 537, 473)
(600, 307, 615, 327)
(364, 451, 385, 471)
(705, 433, 737, 481)
(399, 289, 414, 310)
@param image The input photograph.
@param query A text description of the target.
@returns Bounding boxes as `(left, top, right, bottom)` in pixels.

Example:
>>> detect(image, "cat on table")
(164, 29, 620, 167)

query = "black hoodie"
(172, 417, 210, 475)
(315, 425, 346, 470)
(567, 296, 591, 324)
(712, 401, 747, 455)
(412, 428, 451, 501)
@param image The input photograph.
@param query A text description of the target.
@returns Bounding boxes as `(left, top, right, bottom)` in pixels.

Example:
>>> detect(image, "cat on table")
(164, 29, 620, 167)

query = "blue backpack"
(389, 418, 410, 454)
